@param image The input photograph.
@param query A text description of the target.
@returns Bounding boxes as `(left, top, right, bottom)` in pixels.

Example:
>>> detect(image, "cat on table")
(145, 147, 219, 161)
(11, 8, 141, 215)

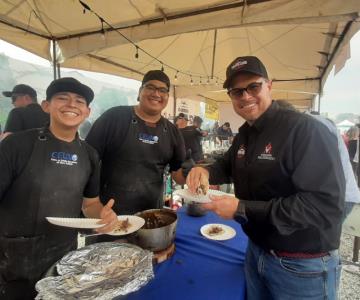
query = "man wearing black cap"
(187, 56, 344, 299)
(2, 84, 49, 138)
(174, 112, 188, 129)
(180, 116, 208, 163)
(0, 77, 117, 299)
(86, 70, 187, 215)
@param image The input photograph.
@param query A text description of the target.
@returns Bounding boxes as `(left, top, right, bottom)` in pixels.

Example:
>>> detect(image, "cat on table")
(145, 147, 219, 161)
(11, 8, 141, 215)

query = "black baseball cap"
(223, 56, 268, 89)
(142, 70, 170, 89)
(2, 84, 37, 100)
(46, 77, 94, 105)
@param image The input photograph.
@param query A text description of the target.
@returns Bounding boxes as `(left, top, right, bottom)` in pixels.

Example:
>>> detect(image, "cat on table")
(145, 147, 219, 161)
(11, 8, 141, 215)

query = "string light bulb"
(190, 76, 194, 85)
(175, 70, 179, 81)
(135, 46, 139, 59)
(161, 64, 164, 72)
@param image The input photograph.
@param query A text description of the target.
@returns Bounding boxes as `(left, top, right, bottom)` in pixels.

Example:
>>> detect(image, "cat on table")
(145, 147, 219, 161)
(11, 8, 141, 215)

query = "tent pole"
(317, 78, 322, 113)
(57, 63, 61, 79)
(52, 40, 57, 80)
(173, 85, 177, 118)
(211, 29, 217, 79)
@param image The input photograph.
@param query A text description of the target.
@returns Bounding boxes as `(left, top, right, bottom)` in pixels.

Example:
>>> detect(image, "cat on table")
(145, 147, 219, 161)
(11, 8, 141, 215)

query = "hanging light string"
(78, 0, 223, 85)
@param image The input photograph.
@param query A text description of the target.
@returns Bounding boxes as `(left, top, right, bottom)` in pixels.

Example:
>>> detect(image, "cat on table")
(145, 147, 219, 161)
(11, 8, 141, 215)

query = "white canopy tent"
(1, 0, 360, 111)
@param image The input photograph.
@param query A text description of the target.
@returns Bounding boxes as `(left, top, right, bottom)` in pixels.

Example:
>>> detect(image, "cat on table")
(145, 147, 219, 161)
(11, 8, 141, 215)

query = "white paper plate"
(107, 215, 145, 236)
(173, 189, 230, 203)
(46, 217, 104, 229)
(200, 223, 236, 241)
(46, 215, 145, 235)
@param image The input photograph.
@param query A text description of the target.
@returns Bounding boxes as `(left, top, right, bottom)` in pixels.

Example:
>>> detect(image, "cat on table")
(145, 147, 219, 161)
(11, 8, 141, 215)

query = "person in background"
(0, 77, 118, 299)
(2, 84, 49, 139)
(216, 121, 233, 143)
(174, 113, 188, 129)
(347, 125, 359, 178)
(187, 56, 344, 300)
(86, 70, 190, 215)
(180, 116, 208, 163)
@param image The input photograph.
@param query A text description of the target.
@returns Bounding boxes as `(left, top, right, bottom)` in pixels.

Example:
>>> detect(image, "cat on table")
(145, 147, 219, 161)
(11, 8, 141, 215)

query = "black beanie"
(142, 70, 170, 89)
(46, 77, 94, 104)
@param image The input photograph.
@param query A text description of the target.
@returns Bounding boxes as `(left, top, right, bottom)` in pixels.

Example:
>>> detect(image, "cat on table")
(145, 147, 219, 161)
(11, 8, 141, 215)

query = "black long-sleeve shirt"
(208, 101, 345, 252)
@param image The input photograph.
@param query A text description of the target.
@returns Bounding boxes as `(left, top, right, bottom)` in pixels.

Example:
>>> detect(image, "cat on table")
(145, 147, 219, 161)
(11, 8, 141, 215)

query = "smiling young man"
(0, 77, 117, 300)
(187, 56, 345, 299)
(86, 70, 187, 215)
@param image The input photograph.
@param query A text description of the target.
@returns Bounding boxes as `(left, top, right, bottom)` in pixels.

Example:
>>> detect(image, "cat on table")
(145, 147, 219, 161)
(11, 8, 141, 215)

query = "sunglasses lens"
(247, 83, 262, 95)
(229, 88, 244, 98)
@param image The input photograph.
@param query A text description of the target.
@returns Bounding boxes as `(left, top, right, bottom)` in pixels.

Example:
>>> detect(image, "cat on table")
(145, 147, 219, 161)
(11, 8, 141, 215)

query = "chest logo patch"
(237, 144, 246, 158)
(139, 133, 159, 144)
(257, 142, 275, 161)
(51, 152, 78, 166)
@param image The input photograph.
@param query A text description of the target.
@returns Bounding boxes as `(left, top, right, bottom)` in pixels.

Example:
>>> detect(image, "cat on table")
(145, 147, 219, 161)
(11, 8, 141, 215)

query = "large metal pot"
(132, 208, 177, 252)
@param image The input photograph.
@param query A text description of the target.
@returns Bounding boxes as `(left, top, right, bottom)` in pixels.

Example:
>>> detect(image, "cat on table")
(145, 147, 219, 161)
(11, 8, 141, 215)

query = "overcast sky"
(320, 30, 360, 117)
(1, 30, 360, 118)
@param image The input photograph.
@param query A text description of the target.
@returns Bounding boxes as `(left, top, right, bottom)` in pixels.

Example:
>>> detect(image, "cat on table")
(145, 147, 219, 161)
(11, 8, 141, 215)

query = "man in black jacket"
(2, 84, 49, 138)
(180, 116, 207, 163)
(187, 56, 345, 300)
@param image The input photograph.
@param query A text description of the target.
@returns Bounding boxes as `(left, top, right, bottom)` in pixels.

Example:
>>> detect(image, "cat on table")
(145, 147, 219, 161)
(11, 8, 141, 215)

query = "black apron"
(100, 110, 173, 214)
(0, 129, 90, 297)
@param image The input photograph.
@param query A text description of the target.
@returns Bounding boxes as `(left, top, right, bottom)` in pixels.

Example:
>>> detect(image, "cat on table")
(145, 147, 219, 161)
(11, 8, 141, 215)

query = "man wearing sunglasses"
(86, 70, 187, 215)
(187, 56, 344, 299)
(2, 84, 49, 139)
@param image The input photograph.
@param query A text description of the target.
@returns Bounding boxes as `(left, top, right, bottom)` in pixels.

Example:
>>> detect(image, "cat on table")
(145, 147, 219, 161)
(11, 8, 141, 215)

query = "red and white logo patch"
(257, 142, 275, 161)
(265, 143, 272, 154)
(237, 144, 246, 158)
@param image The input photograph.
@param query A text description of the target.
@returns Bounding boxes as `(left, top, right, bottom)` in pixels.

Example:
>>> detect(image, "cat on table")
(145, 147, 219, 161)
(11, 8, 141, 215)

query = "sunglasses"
(143, 84, 169, 96)
(227, 81, 264, 99)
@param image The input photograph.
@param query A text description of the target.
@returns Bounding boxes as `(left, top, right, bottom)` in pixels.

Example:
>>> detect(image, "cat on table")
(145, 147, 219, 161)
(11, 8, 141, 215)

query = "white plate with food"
(200, 223, 236, 241)
(174, 189, 230, 204)
(46, 215, 145, 235)
(107, 215, 145, 236)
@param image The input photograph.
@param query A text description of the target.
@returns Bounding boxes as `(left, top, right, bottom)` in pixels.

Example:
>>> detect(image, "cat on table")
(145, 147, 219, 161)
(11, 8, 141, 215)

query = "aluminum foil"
(35, 242, 153, 300)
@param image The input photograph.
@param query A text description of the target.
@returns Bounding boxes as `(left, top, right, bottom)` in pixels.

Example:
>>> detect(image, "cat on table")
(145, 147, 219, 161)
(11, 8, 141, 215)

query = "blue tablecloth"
(124, 208, 248, 300)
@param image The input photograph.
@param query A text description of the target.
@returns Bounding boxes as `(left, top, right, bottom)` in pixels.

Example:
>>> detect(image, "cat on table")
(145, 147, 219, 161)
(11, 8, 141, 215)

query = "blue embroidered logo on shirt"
(139, 133, 159, 144)
(51, 152, 78, 165)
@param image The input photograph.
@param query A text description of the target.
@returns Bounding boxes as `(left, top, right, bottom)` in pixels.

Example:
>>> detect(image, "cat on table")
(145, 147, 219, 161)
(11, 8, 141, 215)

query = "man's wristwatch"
(234, 200, 248, 225)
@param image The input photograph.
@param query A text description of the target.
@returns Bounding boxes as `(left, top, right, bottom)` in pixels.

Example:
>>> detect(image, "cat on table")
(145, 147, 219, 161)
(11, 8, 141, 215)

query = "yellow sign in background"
(205, 99, 219, 120)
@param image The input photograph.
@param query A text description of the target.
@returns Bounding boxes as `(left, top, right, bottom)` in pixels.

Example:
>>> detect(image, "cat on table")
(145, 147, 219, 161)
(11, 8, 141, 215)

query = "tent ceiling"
(1, 0, 360, 110)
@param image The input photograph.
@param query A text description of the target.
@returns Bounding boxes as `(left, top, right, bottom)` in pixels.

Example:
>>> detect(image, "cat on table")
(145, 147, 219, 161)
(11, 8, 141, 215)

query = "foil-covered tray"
(35, 242, 153, 300)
